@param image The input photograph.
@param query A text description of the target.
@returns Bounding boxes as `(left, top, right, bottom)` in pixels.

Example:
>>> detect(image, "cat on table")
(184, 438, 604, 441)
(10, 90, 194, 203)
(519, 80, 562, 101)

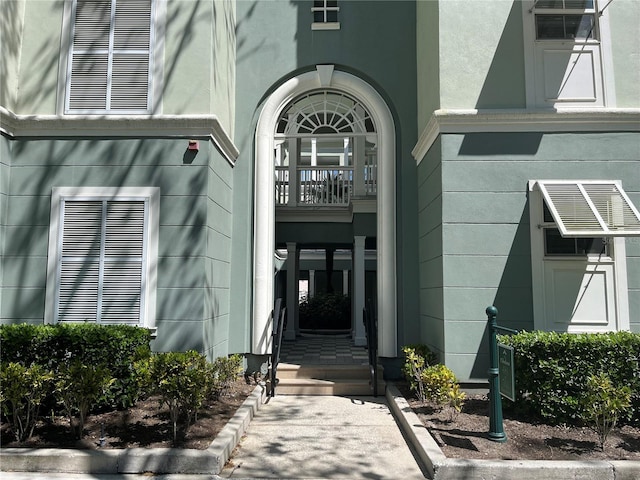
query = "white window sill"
(312, 22, 340, 30)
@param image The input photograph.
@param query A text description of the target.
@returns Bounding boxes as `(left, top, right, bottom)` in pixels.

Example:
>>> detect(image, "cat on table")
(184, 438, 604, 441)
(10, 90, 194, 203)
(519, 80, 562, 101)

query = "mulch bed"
(398, 383, 640, 461)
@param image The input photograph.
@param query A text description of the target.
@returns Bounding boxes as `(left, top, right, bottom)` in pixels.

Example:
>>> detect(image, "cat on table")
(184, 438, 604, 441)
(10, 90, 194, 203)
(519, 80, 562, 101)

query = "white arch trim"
(252, 66, 397, 357)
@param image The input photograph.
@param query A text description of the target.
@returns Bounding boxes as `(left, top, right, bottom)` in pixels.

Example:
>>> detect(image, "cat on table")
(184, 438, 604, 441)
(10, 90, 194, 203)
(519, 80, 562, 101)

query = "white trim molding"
(253, 66, 397, 357)
(413, 108, 640, 164)
(45, 186, 160, 333)
(0, 107, 239, 166)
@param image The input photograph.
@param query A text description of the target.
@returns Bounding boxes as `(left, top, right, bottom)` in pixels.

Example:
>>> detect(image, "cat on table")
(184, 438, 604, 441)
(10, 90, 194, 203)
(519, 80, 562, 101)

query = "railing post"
(486, 305, 507, 442)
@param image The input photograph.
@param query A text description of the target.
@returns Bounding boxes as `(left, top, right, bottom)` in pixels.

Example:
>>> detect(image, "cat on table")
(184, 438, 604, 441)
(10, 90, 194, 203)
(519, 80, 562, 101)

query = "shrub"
(402, 346, 465, 417)
(141, 351, 210, 444)
(54, 360, 114, 439)
(500, 331, 640, 425)
(0, 323, 152, 408)
(299, 293, 351, 330)
(209, 354, 244, 400)
(582, 372, 632, 450)
(0, 363, 53, 442)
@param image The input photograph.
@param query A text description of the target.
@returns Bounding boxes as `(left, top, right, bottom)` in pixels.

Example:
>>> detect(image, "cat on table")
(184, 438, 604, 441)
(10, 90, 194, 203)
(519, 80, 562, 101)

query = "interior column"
(285, 242, 300, 340)
(353, 236, 366, 346)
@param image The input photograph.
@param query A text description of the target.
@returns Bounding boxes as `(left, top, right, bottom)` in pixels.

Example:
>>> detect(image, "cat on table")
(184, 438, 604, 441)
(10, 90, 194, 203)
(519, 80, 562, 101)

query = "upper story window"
(312, 0, 340, 30)
(522, 0, 614, 108)
(65, 0, 155, 114)
(534, 0, 597, 40)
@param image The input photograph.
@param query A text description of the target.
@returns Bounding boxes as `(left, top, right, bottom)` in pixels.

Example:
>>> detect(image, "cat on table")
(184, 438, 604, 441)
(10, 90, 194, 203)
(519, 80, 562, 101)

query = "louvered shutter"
(57, 199, 146, 324)
(102, 201, 145, 323)
(537, 181, 640, 237)
(58, 201, 103, 321)
(67, 0, 152, 112)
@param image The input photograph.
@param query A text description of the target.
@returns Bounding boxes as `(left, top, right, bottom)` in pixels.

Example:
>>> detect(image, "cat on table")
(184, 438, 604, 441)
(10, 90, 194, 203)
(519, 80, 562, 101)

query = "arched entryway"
(252, 65, 397, 358)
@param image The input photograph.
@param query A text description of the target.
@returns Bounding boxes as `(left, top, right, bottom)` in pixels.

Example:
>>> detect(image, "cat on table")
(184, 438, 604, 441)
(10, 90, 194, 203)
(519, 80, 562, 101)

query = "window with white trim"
(535, 0, 598, 40)
(312, 0, 340, 30)
(46, 187, 159, 328)
(65, 0, 155, 113)
(528, 180, 637, 333)
(522, 0, 614, 108)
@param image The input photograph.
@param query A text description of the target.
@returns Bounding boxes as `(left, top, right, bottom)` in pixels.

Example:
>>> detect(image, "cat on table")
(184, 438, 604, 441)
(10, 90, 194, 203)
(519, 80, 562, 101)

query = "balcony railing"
(276, 158, 377, 207)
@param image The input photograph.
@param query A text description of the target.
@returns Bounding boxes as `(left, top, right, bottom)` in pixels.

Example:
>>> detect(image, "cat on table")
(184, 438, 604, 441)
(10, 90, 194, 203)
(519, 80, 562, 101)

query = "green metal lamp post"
(486, 305, 507, 442)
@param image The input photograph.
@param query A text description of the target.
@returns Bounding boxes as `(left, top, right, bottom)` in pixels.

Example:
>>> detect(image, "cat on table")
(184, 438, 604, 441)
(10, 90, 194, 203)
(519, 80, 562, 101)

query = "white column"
(309, 270, 316, 298)
(353, 236, 366, 346)
(285, 242, 300, 340)
(353, 136, 366, 196)
(287, 137, 298, 206)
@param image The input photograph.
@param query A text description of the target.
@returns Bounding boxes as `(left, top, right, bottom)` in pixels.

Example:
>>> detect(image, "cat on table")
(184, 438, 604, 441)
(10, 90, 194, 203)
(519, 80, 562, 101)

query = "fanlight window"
(276, 91, 375, 135)
(275, 91, 378, 207)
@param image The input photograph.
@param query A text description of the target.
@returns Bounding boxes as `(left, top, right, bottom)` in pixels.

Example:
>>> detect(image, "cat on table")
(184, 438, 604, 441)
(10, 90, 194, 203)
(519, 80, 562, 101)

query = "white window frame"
(58, 0, 166, 115)
(45, 187, 159, 332)
(312, 0, 340, 30)
(521, 0, 616, 108)
(528, 180, 632, 333)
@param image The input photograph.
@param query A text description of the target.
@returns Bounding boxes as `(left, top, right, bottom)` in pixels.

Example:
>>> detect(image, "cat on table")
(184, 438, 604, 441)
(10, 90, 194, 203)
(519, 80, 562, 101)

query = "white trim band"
(0, 107, 239, 166)
(413, 108, 640, 164)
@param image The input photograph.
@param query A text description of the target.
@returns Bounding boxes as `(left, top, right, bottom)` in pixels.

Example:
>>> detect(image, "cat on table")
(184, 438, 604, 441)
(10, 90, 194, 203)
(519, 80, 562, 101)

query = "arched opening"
(252, 66, 396, 358)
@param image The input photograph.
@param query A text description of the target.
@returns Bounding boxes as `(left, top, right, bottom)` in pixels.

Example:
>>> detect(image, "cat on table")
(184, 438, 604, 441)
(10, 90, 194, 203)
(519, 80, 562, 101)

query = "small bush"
(582, 372, 632, 450)
(209, 354, 244, 400)
(54, 360, 114, 439)
(402, 346, 465, 417)
(0, 363, 53, 442)
(140, 351, 210, 444)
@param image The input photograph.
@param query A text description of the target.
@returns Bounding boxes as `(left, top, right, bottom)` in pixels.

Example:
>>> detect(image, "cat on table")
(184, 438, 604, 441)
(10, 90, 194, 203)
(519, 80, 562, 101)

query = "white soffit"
(533, 180, 640, 237)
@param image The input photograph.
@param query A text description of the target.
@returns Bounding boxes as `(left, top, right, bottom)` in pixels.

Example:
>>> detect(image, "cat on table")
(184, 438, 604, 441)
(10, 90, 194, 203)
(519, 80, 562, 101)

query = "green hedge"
(0, 323, 152, 408)
(499, 331, 640, 425)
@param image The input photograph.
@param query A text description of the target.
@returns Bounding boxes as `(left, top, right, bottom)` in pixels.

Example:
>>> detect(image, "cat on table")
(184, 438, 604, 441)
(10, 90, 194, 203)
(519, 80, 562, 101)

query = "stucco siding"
(609, 0, 640, 108)
(438, 0, 525, 109)
(436, 131, 640, 381)
(0, 137, 235, 359)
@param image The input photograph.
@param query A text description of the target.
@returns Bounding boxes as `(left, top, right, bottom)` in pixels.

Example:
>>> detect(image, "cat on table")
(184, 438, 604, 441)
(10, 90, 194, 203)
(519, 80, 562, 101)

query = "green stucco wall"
(416, 0, 439, 134)
(0, 137, 234, 359)
(6, 0, 236, 131)
(418, 131, 640, 382)
(609, 0, 640, 107)
(231, 0, 419, 354)
(437, 0, 525, 109)
(162, 0, 236, 133)
(0, 0, 26, 111)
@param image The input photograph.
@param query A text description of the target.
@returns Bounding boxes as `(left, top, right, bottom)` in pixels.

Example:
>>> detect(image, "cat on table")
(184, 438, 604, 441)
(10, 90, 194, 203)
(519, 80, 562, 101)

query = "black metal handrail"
(269, 298, 286, 397)
(363, 302, 378, 396)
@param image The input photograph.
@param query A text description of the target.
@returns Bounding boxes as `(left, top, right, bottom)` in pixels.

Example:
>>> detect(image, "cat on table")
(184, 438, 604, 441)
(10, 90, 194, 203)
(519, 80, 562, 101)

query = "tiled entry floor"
(279, 334, 370, 365)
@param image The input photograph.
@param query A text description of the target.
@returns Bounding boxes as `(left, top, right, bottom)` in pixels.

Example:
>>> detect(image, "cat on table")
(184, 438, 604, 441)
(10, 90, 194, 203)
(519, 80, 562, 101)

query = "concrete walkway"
(218, 394, 427, 480)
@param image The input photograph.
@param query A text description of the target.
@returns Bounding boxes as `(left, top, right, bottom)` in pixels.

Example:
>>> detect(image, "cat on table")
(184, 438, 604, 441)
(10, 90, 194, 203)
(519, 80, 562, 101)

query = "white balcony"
(275, 158, 377, 207)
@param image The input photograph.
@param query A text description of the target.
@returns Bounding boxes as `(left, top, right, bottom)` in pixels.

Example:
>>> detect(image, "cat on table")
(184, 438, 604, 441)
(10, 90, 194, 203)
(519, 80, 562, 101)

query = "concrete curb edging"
(386, 383, 640, 480)
(0, 384, 266, 475)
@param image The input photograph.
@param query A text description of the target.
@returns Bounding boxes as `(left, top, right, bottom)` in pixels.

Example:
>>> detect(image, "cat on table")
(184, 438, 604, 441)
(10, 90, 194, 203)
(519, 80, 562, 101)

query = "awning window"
(532, 180, 640, 237)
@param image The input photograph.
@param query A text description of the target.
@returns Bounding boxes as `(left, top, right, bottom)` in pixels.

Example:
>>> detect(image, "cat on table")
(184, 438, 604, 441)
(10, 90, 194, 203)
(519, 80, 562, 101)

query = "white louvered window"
(66, 0, 154, 113)
(57, 199, 147, 324)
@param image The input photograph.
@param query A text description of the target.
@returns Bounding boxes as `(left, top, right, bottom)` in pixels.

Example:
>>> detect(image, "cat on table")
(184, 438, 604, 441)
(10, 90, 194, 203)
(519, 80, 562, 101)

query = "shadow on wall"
(475, 0, 526, 110)
(470, 195, 534, 380)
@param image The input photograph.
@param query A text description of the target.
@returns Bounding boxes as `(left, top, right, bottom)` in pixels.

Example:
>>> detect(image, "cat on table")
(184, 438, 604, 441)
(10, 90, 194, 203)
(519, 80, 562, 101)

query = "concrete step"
(276, 363, 371, 380)
(275, 377, 385, 396)
(273, 363, 385, 395)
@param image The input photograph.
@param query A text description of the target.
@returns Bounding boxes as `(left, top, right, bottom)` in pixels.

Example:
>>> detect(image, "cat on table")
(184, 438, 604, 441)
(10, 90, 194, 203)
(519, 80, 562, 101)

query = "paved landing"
(279, 335, 370, 365)
(218, 394, 427, 480)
